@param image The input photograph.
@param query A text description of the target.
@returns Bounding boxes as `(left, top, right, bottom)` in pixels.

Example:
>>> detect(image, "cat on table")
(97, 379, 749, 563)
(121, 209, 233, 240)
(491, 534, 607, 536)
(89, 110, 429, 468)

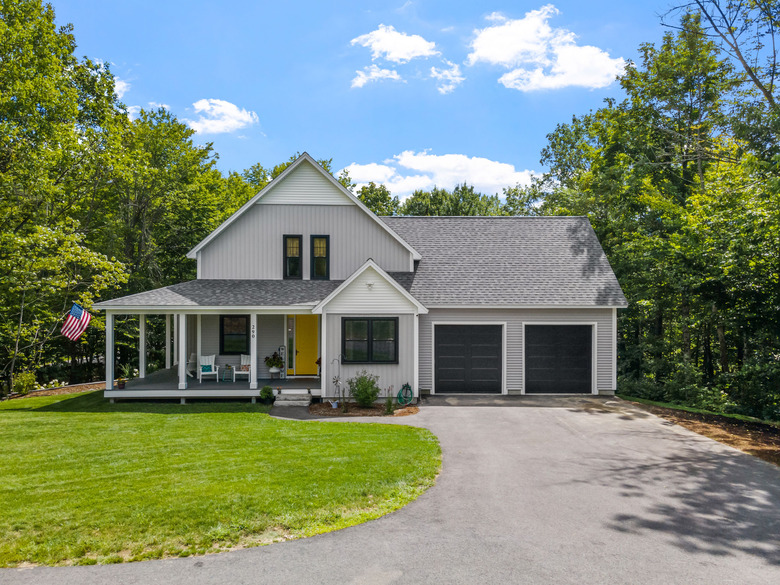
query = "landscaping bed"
(0, 391, 440, 566)
(624, 398, 780, 467)
(309, 401, 419, 417)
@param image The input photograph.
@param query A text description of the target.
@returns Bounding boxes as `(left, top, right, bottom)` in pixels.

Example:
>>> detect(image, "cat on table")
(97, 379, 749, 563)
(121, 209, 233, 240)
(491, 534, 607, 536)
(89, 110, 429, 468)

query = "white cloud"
(467, 4, 624, 91)
(430, 60, 465, 94)
(147, 101, 170, 110)
(114, 77, 130, 99)
(126, 105, 141, 120)
(351, 24, 439, 63)
(343, 151, 535, 198)
(184, 99, 259, 134)
(351, 65, 403, 88)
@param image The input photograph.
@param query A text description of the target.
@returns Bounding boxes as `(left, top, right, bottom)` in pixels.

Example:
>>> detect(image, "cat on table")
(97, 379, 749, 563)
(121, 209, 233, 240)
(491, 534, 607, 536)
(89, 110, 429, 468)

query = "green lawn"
(0, 392, 440, 566)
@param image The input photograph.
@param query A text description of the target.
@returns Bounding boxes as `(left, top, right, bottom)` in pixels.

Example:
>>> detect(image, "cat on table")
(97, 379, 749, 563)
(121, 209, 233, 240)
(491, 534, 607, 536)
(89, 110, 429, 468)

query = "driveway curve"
(5, 399, 780, 584)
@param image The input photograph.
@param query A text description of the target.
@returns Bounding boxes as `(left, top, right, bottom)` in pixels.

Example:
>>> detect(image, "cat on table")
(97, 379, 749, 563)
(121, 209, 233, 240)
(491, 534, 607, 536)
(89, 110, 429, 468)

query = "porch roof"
(94, 279, 343, 310)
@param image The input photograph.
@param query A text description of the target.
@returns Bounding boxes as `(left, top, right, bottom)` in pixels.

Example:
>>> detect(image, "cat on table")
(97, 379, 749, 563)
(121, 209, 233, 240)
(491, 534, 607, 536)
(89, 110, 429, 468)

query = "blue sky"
(55, 1, 670, 198)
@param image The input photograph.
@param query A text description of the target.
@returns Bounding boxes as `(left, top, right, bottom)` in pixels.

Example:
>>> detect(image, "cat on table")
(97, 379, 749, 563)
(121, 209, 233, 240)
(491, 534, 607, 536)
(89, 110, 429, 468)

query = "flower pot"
(268, 367, 280, 374)
(330, 400, 339, 409)
(117, 380, 126, 389)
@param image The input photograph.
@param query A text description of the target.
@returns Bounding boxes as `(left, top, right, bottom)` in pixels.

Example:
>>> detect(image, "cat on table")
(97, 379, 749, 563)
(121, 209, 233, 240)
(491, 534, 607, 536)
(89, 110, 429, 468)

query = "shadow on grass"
(596, 430, 780, 565)
(34, 391, 272, 414)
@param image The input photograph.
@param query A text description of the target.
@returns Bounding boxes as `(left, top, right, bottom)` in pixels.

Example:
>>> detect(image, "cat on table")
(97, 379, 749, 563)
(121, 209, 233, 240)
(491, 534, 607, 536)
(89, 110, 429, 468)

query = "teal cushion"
(201, 365, 210, 372)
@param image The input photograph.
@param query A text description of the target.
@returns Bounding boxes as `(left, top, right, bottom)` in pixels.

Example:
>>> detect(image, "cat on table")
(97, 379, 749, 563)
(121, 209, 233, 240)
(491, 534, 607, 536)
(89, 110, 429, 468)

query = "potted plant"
(264, 352, 284, 374)
(117, 364, 133, 389)
(259, 385, 274, 405)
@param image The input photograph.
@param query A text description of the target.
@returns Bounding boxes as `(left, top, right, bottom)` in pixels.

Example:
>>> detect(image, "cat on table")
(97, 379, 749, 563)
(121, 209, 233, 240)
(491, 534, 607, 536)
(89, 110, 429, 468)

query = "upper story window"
(311, 235, 329, 280)
(284, 235, 302, 279)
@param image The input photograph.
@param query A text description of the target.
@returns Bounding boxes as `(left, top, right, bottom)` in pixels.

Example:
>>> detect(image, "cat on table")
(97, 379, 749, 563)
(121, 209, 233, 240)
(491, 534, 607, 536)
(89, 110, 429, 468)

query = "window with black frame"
(283, 235, 302, 279)
(342, 317, 398, 363)
(220, 315, 249, 354)
(311, 235, 329, 280)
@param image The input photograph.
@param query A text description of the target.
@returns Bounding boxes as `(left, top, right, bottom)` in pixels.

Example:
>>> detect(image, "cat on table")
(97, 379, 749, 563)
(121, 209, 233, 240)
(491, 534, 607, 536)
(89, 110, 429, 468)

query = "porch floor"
(106, 367, 321, 400)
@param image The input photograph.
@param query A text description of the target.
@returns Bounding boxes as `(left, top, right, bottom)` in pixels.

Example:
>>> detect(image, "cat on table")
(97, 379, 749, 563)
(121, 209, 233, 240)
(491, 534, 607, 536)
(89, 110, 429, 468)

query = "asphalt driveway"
(5, 398, 780, 584)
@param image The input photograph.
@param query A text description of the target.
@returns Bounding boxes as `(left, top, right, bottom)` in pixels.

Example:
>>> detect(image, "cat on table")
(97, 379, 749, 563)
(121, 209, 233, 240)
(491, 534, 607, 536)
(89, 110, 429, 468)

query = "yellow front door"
(294, 315, 319, 376)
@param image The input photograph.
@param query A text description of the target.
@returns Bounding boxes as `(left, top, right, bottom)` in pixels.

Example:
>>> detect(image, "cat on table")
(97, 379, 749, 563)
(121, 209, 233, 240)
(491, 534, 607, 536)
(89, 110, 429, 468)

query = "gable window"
(311, 235, 329, 280)
(342, 317, 398, 364)
(283, 235, 302, 279)
(220, 315, 249, 355)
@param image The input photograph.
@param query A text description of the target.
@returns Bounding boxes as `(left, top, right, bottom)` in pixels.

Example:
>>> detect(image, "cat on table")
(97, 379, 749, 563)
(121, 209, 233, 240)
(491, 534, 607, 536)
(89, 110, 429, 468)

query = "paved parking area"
(5, 398, 780, 584)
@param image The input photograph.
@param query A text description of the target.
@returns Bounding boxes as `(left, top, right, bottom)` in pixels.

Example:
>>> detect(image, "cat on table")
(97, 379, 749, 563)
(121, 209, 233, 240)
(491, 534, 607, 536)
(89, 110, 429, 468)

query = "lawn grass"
(617, 394, 780, 428)
(0, 391, 440, 566)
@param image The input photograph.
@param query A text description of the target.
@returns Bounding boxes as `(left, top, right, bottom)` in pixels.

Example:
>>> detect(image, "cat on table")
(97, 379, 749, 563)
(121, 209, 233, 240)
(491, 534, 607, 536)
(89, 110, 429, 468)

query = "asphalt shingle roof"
(381, 216, 627, 307)
(94, 279, 343, 308)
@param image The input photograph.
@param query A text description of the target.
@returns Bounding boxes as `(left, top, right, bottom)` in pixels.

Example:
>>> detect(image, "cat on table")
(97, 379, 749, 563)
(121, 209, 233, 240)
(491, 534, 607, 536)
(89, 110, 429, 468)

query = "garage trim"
(521, 322, 598, 395)
(431, 321, 507, 395)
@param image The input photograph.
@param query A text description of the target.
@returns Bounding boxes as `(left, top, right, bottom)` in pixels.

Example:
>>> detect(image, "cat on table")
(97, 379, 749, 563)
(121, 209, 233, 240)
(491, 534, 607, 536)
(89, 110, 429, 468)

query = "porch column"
(139, 315, 146, 379)
(178, 314, 187, 390)
(105, 312, 114, 391)
(165, 313, 171, 369)
(196, 314, 202, 363)
(320, 311, 327, 395)
(173, 314, 179, 365)
(250, 313, 258, 389)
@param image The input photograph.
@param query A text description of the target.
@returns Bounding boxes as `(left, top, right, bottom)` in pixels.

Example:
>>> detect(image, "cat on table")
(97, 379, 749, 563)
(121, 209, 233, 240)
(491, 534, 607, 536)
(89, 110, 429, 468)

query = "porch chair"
(186, 353, 197, 378)
(233, 354, 252, 383)
(198, 354, 219, 383)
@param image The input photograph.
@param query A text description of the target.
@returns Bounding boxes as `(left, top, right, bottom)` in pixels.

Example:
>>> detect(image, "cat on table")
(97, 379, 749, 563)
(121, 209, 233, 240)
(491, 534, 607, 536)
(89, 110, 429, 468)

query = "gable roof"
(93, 279, 342, 310)
(186, 153, 421, 260)
(312, 259, 427, 314)
(381, 216, 628, 307)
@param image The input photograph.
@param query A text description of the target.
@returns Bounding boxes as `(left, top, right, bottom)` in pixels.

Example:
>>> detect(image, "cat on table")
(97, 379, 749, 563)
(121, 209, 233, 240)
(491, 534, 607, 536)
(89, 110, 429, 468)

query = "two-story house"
(95, 153, 627, 402)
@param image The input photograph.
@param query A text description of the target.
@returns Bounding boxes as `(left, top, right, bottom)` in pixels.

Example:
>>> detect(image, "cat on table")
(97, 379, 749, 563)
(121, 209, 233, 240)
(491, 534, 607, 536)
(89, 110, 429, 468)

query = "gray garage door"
(525, 325, 592, 394)
(435, 325, 502, 393)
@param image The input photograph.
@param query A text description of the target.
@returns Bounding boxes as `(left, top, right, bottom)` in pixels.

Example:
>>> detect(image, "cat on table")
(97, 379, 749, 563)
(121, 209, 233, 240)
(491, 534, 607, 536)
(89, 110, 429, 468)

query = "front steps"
(273, 391, 312, 407)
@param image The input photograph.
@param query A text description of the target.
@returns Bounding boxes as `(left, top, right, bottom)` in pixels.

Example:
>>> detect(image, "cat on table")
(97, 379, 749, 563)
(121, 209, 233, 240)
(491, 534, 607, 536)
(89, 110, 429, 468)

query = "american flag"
(61, 303, 91, 341)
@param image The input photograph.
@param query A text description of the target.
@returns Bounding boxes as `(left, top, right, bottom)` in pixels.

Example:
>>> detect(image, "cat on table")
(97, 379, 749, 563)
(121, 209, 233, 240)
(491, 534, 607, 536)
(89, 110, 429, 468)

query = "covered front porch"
(105, 367, 320, 402)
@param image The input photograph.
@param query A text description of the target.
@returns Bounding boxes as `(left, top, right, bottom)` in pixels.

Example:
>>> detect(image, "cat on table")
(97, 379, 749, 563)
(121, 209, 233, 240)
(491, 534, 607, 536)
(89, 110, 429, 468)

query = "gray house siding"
(197, 314, 285, 378)
(200, 205, 412, 280)
(324, 313, 415, 399)
(419, 308, 615, 394)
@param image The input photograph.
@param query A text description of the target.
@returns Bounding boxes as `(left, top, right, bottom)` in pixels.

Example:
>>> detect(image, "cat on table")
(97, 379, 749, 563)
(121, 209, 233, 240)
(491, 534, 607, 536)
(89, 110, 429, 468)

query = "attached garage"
(434, 324, 502, 393)
(524, 325, 593, 394)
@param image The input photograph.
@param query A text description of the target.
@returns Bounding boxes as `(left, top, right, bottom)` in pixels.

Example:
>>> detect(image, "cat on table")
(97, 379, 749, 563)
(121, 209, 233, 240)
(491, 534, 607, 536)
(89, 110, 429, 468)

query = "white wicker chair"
(233, 354, 252, 383)
(198, 355, 219, 383)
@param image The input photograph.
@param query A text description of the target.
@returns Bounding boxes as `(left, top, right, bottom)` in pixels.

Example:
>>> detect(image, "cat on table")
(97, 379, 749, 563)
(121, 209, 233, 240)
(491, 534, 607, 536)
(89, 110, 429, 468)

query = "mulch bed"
(628, 401, 780, 467)
(309, 401, 419, 417)
(7, 382, 104, 399)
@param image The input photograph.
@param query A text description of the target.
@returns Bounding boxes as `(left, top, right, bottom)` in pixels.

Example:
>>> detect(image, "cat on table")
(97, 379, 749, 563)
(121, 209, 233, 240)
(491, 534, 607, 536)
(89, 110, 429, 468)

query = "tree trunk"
(681, 301, 691, 360)
(703, 323, 714, 381)
(713, 304, 729, 373)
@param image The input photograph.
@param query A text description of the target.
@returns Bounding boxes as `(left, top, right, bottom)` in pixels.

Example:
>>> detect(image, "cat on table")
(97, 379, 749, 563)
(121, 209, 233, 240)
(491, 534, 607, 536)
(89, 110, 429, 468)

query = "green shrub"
(347, 370, 381, 407)
(723, 359, 780, 421)
(13, 372, 37, 396)
(385, 396, 394, 414)
(260, 386, 274, 401)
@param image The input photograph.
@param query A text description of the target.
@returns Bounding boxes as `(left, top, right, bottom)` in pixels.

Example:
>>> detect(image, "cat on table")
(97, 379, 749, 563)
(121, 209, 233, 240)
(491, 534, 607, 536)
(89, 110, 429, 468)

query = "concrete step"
(273, 401, 311, 407)
(274, 393, 312, 407)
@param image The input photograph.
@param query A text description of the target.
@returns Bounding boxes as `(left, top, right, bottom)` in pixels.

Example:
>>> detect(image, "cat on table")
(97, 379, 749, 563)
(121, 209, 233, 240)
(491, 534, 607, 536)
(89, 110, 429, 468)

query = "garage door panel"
(435, 325, 502, 394)
(525, 325, 592, 394)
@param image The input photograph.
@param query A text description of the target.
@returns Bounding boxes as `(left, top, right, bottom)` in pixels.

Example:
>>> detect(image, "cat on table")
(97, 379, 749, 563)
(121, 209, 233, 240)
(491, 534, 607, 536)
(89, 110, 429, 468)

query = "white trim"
(321, 310, 327, 395)
(413, 313, 419, 398)
(105, 312, 114, 391)
(312, 259, 428, 314)
(425, 304, 628, 310)
(139, 315, 146, 379)
(250, 313, 258, 389)
(173, 314, 179, 366)
(196, 314, 202, 368)
(164, 314, 171, 369)
(430, 321, 507, 395)
(186, 153, 421, 261)
(520, 322, 598, 395)
(178, 315, 187, 390)
(196, 251, 201, 279)
(92, 305, 317, 314)
(612, 308, 618, 391)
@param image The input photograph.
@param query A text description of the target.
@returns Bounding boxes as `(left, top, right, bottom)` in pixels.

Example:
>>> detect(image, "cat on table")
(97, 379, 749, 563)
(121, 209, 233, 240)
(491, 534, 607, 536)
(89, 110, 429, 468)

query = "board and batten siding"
(323, 266, 418, 313)
(324, 313, 415, 399)
(199, 314, 285, 377)
(199, 205, 411, 280)
(419, 308, 615, 394)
